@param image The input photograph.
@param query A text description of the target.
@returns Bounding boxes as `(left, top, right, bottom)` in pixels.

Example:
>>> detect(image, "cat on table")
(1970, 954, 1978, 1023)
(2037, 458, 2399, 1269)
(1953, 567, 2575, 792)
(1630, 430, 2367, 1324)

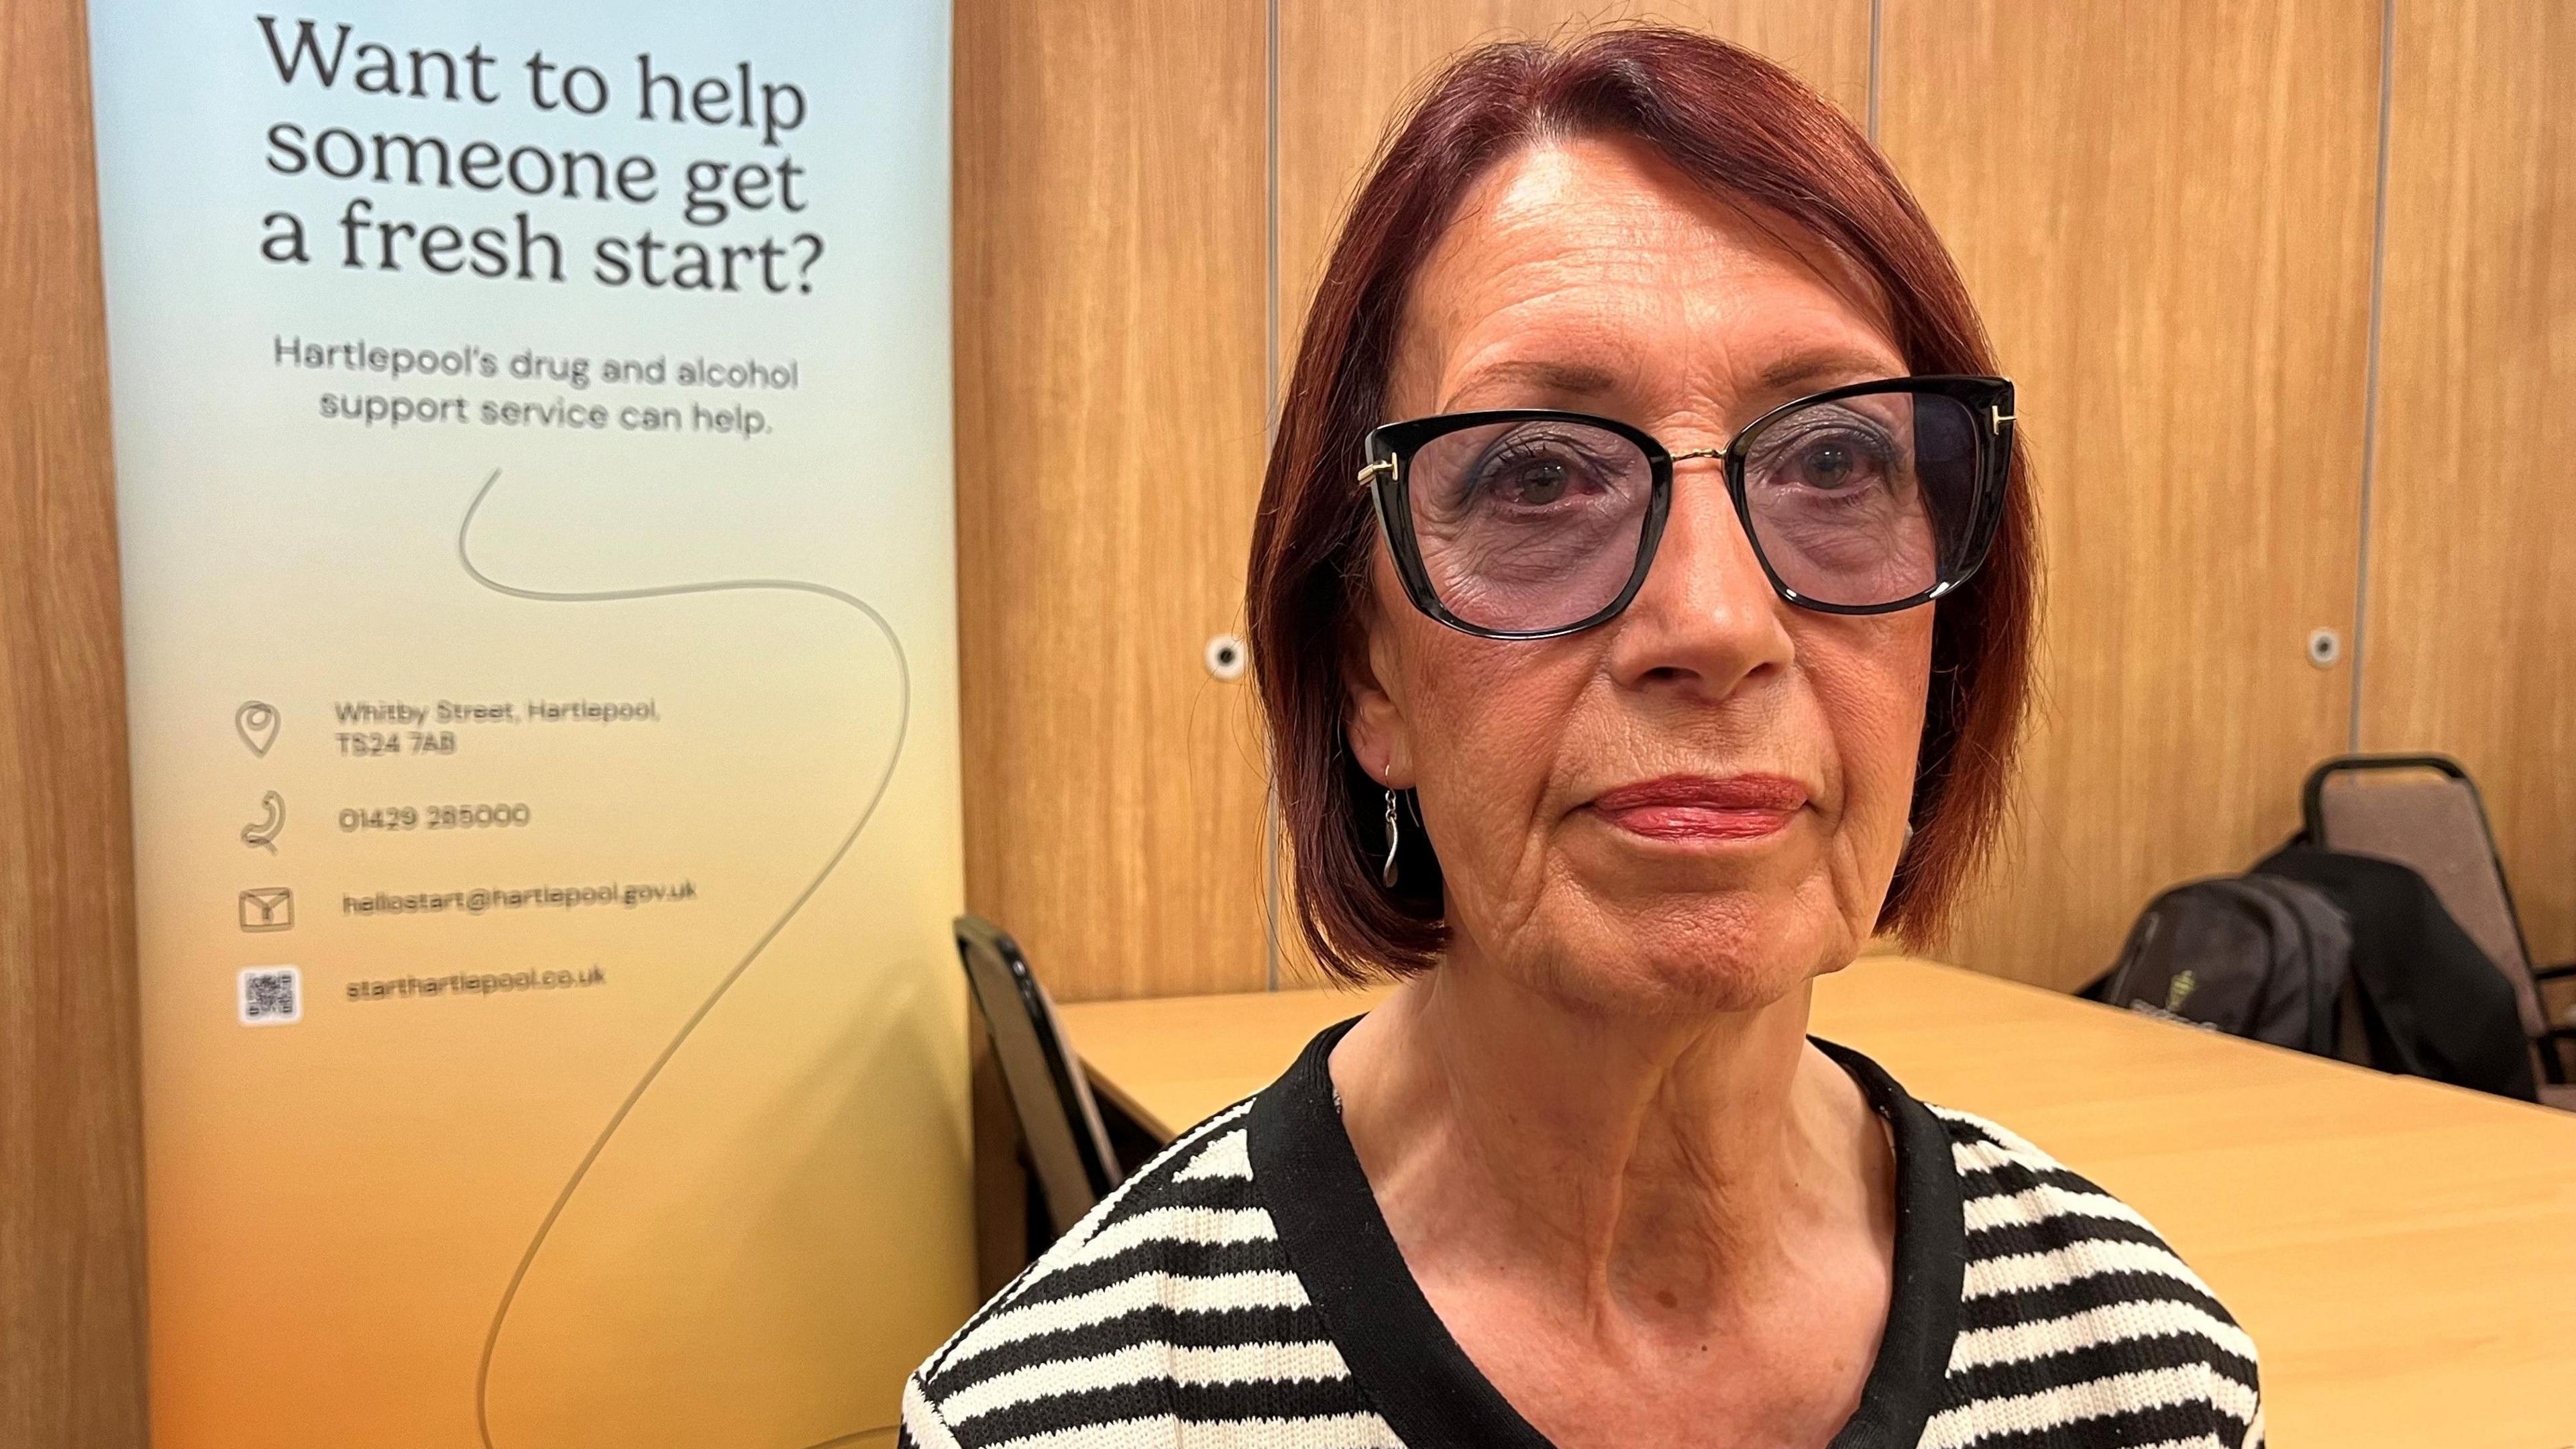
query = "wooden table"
(1056, 956, 2576, 1448)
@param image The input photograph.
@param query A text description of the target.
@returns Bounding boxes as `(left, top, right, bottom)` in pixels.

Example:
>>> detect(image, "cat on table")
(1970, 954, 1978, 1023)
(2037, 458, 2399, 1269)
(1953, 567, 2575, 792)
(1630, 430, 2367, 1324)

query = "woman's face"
(1348, 136, 1933, 1014)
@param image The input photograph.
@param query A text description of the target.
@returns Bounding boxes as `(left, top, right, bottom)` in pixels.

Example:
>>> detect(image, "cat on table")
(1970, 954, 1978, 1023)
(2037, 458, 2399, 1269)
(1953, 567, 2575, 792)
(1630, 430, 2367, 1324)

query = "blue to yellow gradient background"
(89, 3, 970, 1442)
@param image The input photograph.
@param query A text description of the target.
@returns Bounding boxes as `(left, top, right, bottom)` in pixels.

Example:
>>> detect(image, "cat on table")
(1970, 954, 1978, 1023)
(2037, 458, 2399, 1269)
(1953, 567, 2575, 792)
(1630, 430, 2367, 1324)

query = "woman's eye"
(1799, 442, 1860, 489)
(1497, 460, 1572, 505)
(1468, 441, 1600, 508)
(1773, 430, 1893, 493)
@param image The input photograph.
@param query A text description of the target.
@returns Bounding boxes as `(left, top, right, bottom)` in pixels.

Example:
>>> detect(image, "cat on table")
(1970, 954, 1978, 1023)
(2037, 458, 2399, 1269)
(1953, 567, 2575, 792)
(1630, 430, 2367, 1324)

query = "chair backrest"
(953, 914, 1123, 1239)
(2303, 755, 2547, 1040)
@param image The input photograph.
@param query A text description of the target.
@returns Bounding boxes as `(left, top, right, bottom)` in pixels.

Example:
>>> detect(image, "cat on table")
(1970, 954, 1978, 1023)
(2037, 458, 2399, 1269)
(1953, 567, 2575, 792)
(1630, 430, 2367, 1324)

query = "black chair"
(2303, 755, 2576, 1108)
(953, 914, 1124, 1239)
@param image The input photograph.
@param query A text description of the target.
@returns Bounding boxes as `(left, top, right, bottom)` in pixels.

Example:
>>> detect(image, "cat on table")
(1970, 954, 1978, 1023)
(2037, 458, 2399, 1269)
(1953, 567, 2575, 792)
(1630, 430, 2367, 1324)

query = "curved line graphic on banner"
(457, 468, 911, 1449)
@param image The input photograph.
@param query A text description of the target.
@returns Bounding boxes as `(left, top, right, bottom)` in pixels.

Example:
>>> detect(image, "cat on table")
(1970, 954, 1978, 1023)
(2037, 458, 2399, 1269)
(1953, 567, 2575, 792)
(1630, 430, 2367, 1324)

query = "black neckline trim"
(1248, 1018, 1962, 1449)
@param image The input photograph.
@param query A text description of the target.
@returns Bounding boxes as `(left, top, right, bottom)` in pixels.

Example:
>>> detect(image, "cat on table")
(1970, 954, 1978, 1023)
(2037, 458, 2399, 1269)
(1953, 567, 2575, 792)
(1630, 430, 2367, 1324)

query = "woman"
(906, 29, 2259, 1449)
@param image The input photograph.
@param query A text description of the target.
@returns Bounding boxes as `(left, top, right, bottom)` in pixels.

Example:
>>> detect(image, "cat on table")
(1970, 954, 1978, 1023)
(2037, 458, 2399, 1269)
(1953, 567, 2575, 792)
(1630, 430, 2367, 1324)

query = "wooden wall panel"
(0, 0, 152, 1443)
(1275, 1, 1871, 378)
(1878, 1, 2384, 988)
(2359, 0, 2576, 973)
(953, 0, 1275, 1002)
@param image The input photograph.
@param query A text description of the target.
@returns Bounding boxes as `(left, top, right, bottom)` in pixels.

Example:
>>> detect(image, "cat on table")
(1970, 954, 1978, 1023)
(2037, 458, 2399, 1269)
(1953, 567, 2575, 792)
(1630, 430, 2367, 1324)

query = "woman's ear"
(1341, 608, 1416, 790)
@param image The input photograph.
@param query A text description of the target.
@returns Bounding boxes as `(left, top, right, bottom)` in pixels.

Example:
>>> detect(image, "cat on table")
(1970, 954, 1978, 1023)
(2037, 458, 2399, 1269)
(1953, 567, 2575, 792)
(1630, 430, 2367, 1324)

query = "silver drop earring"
(1381, 788, 1402, 888)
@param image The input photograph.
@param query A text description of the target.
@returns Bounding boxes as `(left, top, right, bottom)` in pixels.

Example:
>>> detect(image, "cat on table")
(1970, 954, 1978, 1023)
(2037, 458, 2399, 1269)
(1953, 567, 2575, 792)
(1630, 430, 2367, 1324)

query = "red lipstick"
(1589, 774, 1807, 842)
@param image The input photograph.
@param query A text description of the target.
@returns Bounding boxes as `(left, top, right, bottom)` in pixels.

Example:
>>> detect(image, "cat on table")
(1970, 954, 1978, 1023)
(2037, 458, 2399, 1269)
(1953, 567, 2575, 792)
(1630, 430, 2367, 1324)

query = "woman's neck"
(1329, 951, 1888, 1334)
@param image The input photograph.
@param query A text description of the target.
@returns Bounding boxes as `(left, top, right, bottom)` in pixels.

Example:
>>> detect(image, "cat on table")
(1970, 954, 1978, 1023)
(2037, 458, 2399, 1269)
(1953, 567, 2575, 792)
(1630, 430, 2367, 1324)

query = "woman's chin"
(1515, 888, 1858, 1018)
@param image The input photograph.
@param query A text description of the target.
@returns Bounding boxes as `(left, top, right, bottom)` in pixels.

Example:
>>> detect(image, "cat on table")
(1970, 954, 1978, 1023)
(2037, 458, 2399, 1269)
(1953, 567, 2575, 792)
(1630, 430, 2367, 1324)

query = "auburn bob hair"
(1246, 28, 2037, 983)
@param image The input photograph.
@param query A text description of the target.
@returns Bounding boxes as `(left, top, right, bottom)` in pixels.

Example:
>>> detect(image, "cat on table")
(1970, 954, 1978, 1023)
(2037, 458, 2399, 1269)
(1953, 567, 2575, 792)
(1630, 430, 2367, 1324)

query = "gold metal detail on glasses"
(1669, 446, 1729, 463)
(1356, 459, 1395, 488)
(1990, 405, 2015, 435)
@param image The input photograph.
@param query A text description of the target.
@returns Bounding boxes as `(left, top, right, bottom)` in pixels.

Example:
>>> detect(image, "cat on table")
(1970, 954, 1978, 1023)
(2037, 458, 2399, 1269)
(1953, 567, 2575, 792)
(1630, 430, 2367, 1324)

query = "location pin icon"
(236, 700, 280, 757)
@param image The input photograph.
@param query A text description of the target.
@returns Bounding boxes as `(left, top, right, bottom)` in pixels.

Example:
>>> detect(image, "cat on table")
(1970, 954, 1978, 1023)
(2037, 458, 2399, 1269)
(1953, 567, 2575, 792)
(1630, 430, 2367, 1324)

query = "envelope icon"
(238, 886, 294, 932)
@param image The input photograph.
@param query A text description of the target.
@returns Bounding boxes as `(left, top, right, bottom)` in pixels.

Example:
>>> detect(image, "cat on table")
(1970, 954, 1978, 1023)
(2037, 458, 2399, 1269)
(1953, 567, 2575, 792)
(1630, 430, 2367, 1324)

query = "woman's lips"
(1587, 774, 1807, 842)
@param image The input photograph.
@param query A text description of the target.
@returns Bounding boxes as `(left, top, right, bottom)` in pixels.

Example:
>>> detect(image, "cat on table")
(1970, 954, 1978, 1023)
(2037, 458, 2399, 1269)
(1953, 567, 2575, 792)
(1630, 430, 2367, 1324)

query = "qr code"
(239, 966, 301, 1025)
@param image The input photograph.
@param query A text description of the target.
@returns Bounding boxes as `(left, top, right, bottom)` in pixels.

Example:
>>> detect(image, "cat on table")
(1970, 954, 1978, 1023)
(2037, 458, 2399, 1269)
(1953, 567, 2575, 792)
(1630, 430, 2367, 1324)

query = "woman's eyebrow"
(1755, 347, 1903, 395)
(1438, 358, 1623, 411)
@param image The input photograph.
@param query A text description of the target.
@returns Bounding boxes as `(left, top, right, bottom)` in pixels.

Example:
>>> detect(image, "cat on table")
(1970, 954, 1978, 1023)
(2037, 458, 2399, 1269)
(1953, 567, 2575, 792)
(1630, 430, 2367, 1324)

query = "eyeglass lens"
(1402, 391, 1980, 631)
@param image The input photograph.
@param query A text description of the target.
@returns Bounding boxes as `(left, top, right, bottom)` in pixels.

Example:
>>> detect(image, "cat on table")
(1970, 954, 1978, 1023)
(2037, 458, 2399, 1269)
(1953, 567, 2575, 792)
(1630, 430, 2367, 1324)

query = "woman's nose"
(1601, 461, 1795, 697)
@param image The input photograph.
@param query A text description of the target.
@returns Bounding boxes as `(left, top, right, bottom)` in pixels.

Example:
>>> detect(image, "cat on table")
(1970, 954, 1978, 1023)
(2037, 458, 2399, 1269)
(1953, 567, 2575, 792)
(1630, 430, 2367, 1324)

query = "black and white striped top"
(902, 1022, 2262, 1448)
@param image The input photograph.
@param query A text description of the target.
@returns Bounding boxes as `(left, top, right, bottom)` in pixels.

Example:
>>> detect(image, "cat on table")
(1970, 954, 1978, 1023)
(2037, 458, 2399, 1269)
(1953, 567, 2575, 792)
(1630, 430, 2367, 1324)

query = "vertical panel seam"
(1265, 0, 1280, 429)
(1263, 0, 1282, 991)
(1866, 0, 1883, 144)
(2349, 0, 2397, 752)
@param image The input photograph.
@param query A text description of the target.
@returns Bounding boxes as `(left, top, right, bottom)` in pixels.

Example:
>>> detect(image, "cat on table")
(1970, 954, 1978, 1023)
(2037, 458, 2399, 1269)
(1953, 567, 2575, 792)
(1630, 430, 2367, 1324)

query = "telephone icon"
(241, 791, 284, 853)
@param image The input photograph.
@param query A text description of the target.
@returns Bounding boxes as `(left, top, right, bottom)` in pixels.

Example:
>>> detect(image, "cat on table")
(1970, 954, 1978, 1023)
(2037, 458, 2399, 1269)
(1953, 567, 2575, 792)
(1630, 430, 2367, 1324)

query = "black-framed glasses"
(1356, 376, 2015, 638)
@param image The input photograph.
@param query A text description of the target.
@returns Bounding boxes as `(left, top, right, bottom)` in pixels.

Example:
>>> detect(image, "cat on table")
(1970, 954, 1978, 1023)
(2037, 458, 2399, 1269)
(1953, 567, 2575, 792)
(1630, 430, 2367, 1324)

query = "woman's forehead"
(1394, 136, 1900, 415)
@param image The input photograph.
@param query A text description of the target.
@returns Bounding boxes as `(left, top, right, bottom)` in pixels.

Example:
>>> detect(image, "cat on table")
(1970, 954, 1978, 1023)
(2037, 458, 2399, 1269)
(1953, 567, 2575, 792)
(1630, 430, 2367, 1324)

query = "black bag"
(2253, 845, 2538, 1102)
(2084, 875, 2356, 1057)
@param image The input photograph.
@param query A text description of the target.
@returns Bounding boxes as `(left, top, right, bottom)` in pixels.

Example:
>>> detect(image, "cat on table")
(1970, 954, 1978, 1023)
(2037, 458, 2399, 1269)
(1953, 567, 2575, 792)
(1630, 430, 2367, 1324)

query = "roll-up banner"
(87, 4, 970, 1443)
